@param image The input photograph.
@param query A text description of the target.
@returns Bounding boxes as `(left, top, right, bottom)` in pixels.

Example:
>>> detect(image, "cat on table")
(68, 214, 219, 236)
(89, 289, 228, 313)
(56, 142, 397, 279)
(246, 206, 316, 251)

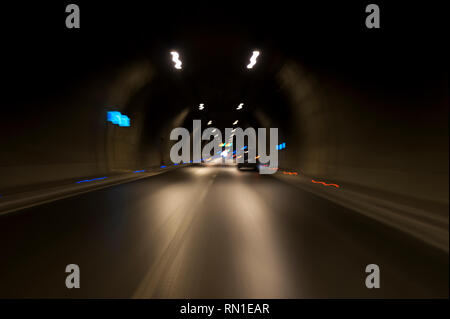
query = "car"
(237, 161, 259, 171)
(237, 151, 259, 172)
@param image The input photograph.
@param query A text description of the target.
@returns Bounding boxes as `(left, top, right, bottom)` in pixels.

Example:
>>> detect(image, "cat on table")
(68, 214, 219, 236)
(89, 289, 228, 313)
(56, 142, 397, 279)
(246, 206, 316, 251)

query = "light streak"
(247, 51, 260, 69)
(170, 51, 182, 69)
(311, 180, 340, 188)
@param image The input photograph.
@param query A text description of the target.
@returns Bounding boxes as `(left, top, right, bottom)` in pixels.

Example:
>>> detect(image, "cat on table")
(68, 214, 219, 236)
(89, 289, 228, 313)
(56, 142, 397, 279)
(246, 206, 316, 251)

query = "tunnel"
(0, 2, 448, 299)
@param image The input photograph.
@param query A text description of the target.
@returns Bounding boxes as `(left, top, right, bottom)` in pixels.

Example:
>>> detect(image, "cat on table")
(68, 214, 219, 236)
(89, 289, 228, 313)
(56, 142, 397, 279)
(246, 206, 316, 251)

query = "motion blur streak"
(0, 166, 447, 298)
(133, 168, 296, 298)
(247, 51, 260, 69)
(311, 179, 340, 188)
(75, 177, 108, 184)
(223, 182, 297, 298)
(170, 51, 182, 69)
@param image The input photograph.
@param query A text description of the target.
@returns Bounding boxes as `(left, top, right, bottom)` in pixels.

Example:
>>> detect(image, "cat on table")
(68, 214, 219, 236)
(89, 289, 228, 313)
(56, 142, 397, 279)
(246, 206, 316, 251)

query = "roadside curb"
(274, 172, 449, 253)
(0, 165, 188, 216)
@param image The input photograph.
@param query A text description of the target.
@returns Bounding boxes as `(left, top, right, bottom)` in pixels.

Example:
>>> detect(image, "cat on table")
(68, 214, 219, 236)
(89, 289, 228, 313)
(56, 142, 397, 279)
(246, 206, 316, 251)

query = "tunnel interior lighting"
(237, 103, 244, 110)
(276, 142, 286, 150)
(199, 103, 205, 110)
(233, 120, 238, 125)
(76, 176, 107, 184)
(311, 179, 340, 188)
(170, 51, 182, 69)
(107, 111, 130, 127)
(247, 51, 260, 69)
(119, 115, 130, 127)
(107, 111, 120, 123)
(207, 120, 212, 125)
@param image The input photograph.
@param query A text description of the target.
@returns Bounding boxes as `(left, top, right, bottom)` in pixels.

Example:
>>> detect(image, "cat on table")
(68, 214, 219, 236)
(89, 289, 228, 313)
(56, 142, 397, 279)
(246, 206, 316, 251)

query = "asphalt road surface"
(0, 166, 448, 298)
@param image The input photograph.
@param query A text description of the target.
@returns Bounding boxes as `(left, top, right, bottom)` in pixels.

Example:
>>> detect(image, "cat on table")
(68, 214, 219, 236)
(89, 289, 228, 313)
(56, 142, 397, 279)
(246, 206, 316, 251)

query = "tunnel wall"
(278, 61, 449, 204)
(0, 60, 160, 192)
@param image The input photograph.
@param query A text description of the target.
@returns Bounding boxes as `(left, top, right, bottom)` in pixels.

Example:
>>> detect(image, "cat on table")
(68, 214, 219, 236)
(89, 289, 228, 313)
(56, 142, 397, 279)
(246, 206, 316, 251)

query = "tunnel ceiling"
(2, 2, 446, 134)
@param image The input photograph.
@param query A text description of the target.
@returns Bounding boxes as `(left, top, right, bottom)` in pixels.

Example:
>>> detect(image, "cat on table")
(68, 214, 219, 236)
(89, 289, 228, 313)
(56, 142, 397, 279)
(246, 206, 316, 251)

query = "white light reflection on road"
(133, 167, 298, 298)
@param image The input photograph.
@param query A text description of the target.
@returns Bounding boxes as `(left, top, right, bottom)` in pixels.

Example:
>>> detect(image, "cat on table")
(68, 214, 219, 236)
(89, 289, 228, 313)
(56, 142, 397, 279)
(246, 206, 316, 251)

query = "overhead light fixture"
(207, 120, 212, 125)
(170, 51, 182, 69)
(237, 103, 243, 110)
(247, 51, 260, 69)
(199, 103, 205, 110)
(233, 120, 238, 125)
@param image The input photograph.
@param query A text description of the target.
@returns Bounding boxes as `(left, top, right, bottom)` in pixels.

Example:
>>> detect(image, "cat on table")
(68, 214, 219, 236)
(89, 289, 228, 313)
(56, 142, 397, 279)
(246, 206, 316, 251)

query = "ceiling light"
(247, 51, 260, 69)
(170, 51, 182, 69)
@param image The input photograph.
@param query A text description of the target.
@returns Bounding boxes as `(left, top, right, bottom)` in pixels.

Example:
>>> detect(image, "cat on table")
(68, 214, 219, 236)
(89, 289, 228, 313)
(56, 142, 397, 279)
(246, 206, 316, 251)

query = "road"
(0, 166, 448, 298)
